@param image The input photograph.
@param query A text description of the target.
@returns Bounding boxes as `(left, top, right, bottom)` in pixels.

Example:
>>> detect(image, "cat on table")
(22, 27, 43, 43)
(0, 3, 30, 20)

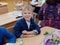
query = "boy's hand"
(22, 30, 28, 35)
(22, 30, 36, 38)
(22, 30, 36, 35)
(28, 31, 36, 35)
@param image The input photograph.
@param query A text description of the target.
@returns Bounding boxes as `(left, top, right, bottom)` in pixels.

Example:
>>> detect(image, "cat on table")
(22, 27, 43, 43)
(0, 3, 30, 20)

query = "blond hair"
(22, 5, 33, 12)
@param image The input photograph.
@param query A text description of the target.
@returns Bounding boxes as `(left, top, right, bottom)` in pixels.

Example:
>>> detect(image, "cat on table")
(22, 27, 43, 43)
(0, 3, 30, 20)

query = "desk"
(16, 27, 58, 45)
(0, 2, 8, 15)
(0, 12, 22, 33)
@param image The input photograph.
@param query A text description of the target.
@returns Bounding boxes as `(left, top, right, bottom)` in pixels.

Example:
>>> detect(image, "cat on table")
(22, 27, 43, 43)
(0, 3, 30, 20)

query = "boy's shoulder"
(17, 18, 35, 23)
(17, 18, 25, 24)
(18, 18, 24, 22)
(18, 18, 34, 22)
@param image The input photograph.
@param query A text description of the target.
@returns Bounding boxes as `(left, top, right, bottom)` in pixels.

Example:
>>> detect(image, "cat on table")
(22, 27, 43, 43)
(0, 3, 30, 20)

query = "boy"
(0, 27, 16, 45)
(14, 6, 41, 38)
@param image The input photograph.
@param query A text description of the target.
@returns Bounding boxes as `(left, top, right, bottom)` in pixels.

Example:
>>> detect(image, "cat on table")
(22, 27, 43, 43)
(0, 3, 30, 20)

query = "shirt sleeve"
(20, 34, 24, 38)
(33, 30, 39, 34)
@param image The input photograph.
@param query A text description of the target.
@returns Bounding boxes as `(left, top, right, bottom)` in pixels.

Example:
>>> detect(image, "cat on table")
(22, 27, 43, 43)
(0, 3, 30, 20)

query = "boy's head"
(22, 6, 33, 22)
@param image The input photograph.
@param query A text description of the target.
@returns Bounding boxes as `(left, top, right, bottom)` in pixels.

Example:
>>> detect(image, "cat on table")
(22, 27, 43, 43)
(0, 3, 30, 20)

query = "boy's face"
(23, 10, 33, 21)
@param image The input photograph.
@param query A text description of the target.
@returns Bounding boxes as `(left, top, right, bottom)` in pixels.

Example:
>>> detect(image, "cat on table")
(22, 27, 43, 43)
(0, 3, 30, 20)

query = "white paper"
(58, 44, 60, 45)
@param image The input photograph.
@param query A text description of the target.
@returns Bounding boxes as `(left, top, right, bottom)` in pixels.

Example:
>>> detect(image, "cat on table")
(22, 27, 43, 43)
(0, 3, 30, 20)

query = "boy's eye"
(28, 13, 31, 14)
(24, 13, 27, 14)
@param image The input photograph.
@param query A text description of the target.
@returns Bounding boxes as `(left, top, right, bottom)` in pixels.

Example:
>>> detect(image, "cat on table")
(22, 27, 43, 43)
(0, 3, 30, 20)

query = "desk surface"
(0, 2, 8, 6)
(0, 12, 22, 26)
(16, 27, 58, 45)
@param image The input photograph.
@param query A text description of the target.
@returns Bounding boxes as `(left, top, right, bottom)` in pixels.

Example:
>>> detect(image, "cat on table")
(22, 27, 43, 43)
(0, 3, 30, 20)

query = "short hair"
(22, 5, 33, 12)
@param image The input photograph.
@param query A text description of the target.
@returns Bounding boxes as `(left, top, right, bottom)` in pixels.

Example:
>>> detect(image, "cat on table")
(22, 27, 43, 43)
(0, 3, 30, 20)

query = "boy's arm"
(14, 20, 23, 38)
(3, 28, 16, 43)
(14, 28, 23, 38)
(33, 24, 41, 35)
(33, 19, 41, 35)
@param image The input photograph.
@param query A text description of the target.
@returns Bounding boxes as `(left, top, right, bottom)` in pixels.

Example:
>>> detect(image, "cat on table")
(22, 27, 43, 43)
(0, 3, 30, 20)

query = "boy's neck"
(26, 20, 30, 22)
(23, 18, 31, 22)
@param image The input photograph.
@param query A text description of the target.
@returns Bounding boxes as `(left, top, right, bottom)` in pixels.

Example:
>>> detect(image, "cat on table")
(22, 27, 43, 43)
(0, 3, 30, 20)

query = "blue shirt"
(0, 27, 16, 45)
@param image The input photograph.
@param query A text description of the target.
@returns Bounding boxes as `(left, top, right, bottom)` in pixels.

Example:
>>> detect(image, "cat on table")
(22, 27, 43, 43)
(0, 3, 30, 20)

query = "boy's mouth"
(25, 16, 30, 18)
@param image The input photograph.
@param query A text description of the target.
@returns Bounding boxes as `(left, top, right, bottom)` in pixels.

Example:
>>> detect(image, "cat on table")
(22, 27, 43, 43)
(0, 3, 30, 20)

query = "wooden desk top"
(0, 2, 8, 6)
(16, 27, 58, 45)
(0, 12, 21, 26)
